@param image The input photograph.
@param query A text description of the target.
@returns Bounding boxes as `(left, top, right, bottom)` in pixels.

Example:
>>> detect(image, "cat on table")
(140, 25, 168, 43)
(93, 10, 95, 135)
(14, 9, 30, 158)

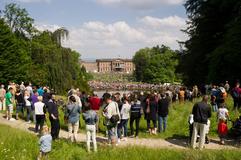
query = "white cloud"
(16, 0, 51, 3)
(36, 15, 187, 59)
(35, 23, 60, 32)
(140, 15, 186, 28)
(95, 0, 184, 9)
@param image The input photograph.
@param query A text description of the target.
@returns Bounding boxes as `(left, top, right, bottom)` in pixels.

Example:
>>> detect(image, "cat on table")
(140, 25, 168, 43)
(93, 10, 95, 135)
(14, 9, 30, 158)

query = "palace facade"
(81, 58, 135, 73)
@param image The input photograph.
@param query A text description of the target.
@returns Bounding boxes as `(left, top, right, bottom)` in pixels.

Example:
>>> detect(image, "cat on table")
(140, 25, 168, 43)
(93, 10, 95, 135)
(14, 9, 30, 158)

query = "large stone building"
(81, 58, 135, 73)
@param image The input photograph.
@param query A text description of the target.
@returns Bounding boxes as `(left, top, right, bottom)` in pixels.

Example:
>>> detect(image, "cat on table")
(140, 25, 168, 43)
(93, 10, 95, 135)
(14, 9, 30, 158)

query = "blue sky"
(0, 0, 188, 60)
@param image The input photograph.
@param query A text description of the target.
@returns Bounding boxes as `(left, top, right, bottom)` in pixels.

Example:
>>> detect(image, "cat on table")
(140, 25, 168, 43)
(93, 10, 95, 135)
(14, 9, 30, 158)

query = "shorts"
(7, 104, 13, 113)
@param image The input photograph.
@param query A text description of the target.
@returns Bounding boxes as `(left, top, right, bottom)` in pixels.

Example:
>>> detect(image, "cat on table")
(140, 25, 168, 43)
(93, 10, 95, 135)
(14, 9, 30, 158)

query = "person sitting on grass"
(83, 103, 98, 152)
(38, 126, 52, 160)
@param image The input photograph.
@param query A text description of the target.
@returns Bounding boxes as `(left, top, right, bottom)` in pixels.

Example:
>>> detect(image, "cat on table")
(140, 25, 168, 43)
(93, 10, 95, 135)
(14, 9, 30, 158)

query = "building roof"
(96, 58, 132, 62)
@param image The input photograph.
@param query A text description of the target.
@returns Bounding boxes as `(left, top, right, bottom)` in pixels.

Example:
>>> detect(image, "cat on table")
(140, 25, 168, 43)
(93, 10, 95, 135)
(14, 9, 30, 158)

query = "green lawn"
(1, 124, 241, 160)
(9, 96, 241, 139)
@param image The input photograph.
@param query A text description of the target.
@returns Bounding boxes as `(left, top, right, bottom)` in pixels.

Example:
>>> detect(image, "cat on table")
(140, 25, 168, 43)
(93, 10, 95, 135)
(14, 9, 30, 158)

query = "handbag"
(110, 102, 120, 124)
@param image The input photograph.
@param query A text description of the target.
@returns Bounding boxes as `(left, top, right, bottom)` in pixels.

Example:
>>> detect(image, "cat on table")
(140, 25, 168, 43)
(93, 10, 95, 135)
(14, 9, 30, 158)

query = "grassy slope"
(11, 96, 240, 139)
(1, 124, 241, 160)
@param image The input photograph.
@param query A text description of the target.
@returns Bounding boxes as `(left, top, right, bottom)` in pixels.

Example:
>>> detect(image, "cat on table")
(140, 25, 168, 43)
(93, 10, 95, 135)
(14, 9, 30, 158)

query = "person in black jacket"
(46, 94, 60, 140)
(130, 96, 142, 138)
(191, 95, 211, 149)
(158, 93, 170, 133)
(15, 90, 25, 120)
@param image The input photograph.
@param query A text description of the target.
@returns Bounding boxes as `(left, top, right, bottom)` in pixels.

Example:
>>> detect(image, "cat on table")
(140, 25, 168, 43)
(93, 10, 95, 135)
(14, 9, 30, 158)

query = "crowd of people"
(1, 80, 241, 157)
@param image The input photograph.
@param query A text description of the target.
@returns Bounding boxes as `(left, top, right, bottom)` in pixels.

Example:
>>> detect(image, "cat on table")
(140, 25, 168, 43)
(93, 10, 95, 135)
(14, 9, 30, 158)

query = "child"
(83, 103, 98, 152)
(218, 118, 228, 145)
(38, 126, 52, 160)
(217, 103, 229, 145)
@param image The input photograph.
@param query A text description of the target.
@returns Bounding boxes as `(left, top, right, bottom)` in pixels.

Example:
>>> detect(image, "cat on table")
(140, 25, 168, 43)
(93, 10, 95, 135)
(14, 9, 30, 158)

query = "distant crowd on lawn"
(1, 80, 241, 157)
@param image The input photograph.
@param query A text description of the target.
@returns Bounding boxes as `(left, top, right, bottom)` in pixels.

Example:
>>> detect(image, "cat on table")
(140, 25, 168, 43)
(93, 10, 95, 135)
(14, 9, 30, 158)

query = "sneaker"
(129, 135, 135, 138)
(27, 121, 31, 123)
(117, 138, 121, 143)
(9, 118, 16, 121)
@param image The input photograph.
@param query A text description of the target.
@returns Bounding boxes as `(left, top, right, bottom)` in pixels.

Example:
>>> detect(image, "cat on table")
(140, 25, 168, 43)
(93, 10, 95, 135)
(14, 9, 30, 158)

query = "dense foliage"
(133, 45, 180, 84)
(181, 0, 241, 85)
(0, 3, 90, 93)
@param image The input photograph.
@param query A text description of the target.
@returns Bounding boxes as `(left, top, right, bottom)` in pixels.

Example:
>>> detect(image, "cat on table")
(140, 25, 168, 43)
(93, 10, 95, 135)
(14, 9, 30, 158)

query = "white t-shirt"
(218, 108, 228, 120)
(24, 96, 31, 106)
(121, 103, 131, 120)
(35, 101, 45, 115)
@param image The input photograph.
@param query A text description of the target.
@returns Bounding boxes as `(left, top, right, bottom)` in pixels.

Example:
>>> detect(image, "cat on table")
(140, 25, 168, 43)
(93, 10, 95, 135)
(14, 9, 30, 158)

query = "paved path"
(0, 114, 239, 150)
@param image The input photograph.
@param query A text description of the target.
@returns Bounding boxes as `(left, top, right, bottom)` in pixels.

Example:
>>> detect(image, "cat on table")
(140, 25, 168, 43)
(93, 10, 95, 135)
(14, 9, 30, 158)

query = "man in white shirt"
(102, 93, 120, 146)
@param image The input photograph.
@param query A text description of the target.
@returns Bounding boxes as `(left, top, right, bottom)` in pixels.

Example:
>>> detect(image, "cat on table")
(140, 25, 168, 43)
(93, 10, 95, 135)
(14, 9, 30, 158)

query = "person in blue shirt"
(38, 126, 52, 160)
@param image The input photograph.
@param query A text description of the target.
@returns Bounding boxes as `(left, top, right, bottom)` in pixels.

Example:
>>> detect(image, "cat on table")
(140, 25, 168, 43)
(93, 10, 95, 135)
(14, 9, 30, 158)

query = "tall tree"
(2, 3, 34, 38)
(181, 0, 240, 85)
(133, 45, 179, 84)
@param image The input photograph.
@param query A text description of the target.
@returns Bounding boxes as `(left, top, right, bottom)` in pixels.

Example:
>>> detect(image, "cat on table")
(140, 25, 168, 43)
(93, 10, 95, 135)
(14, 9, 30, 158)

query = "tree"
(133, 45, 179, 84)
(2, 3, 34, 38)
(181, 0, 241, 85)
(0, 19, 31, 83)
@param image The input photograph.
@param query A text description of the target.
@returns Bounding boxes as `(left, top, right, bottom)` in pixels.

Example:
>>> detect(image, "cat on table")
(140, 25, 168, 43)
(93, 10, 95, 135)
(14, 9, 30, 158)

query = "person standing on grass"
(35, 96, 46, 133)
(118, 97, 131, 141)
(47, 94, 60, 140)
(191, 95, 211, 149)
(15, 89, 25, 120)
(102, 93, 120, 146)
(24, 90, 32, 123)
(130, 96, 142, 138)
(31, 90, 39, 123)
(38, 126, 52, 160)
(83, 103, 98, 152)
(65, 96, 81, 142)
(89, 93, 101, 132)
(0, 84, 6, 111)
(157, 93, 170, 133)
(5, 87, 15, 121)
(145, 94, 158, 134)
(231, 83, 241, 110)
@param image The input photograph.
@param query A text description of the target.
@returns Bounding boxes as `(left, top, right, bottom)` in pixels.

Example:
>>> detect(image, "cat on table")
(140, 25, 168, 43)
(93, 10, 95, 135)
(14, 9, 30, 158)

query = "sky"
(0, 0, 188, 60)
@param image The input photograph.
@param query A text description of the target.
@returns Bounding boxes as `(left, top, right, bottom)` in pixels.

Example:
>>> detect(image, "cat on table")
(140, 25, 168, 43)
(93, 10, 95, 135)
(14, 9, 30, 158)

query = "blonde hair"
(42, 125, 49, 135)
(37, 96, 43, 102)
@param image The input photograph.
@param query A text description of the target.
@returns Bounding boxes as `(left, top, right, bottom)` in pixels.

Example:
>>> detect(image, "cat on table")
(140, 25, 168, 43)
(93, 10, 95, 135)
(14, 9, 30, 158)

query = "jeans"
(212, 104, 218, 112)
(191, 122, 206, 149)
(86, 125, 97, 152)
(68, 121, 79, 142)
(16, 103, 24, 114)
(107, 124, 117, 144)
(130, 117, 140, 137)
(158, 116, 167, 132)
(117, 119, 128, 138)
(26, 105, 32, 121)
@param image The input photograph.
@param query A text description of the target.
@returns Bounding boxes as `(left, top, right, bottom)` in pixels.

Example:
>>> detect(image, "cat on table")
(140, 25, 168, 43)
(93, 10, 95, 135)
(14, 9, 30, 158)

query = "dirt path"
(0, 113, 239, 150)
